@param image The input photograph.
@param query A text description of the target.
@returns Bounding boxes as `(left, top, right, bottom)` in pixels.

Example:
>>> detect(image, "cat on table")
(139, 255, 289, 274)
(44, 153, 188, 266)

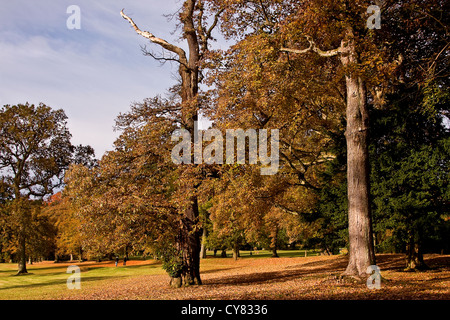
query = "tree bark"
(17, 233, 27, 274)
(124, 245, 129, 260)
(178, 0, 202, 287)
(270, 226, 279, 257)
(180, 194, 202, 286)
(200, 227, 207, 259)
(16, 198, 28, 274)
(405, 232, 428, 271)
(272, 248, 279, 258)
(232, 242, 240, 260)
(340, 28, 376, 277)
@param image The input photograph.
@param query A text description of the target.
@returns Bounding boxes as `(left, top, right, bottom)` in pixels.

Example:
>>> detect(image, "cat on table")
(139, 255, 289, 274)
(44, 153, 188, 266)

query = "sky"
(0, 0, 219, 158)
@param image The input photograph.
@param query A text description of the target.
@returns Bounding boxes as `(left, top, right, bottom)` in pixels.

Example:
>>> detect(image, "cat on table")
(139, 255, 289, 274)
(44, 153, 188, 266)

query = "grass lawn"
(0, 259, 164, 299)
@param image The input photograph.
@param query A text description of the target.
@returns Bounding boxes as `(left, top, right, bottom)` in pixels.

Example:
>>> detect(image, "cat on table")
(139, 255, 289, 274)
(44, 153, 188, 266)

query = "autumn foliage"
(0, 0, 448, 295)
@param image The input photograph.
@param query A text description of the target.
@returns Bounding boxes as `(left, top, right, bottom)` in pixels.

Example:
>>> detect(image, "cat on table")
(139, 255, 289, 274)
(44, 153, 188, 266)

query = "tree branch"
(140, 45, 189, 68)
(281, 35, 342, 57)
(274, 202, 310, 216)
(121, 9, 188, 67)
(196, 1, 224, 56)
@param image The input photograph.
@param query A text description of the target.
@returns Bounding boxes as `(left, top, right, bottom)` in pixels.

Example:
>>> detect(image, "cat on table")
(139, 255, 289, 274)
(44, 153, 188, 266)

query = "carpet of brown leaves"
(61, 254, 450, 300)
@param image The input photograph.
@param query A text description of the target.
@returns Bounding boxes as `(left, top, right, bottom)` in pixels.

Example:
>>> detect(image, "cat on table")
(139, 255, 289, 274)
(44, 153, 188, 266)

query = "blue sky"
(0, 1, 219, 158)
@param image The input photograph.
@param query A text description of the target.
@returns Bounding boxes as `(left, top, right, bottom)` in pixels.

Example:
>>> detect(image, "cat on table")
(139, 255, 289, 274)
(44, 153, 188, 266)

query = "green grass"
(0, 260, 164, 299)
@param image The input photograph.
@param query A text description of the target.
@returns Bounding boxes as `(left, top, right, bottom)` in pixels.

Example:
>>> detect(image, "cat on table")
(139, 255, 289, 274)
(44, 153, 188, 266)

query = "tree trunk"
(180, 195, 202, 286)
(281, 28, 376, 277)
(405, 232, 428, 271)
(177, 0, 202, 287)
(17, 233, 27, 274)
(16, 198, 28, 274)
(170, 276, 182, 288)
(232, 242, 240, 260)
(270, 226, 279, 258)
(272, 248, 279, 258)
(340, 28, 376, 277)
(124, 245, 129, 260)
(200, 227, 207, 259)
(221, 249, 227, 257)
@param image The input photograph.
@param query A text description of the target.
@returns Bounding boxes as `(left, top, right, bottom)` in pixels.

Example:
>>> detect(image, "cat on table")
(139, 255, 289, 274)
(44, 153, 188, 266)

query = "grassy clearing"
(0, 259, 164, 299)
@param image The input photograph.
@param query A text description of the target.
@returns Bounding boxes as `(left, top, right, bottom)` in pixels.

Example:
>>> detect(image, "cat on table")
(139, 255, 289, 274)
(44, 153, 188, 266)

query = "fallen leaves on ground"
(59, 253, 450, 300)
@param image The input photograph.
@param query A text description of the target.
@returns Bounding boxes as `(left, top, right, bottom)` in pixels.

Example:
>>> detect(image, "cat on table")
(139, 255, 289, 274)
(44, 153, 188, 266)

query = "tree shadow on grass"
(0, 262, 161, 292)
(200, 267, 243, 275)
(0, 260, 161, 276)
(204, 256, 348, 286)
(421, 255, 450, 271)
(0, 275, 129, 291)
(203, 254, 450, 288)
(376, 253, 450, 272)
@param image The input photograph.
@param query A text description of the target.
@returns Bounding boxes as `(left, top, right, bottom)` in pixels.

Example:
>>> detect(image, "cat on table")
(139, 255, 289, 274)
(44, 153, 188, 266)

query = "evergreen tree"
(370, 86, 449, 270)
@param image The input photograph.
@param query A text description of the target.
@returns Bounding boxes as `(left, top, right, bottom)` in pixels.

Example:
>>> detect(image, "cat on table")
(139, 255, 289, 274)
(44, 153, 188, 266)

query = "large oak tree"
(205, 0, 447, 277)
(120, 0, 224, 286)
(0, 103, 73, 274)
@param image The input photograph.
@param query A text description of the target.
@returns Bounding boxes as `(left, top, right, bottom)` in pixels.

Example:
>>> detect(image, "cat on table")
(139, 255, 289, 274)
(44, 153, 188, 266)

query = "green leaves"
(370, 85, 449, 255)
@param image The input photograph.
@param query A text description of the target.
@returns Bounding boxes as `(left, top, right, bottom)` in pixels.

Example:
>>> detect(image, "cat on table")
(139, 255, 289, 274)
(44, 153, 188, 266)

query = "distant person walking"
(115, 256, 119, 267)
(123, 257, 127, 266)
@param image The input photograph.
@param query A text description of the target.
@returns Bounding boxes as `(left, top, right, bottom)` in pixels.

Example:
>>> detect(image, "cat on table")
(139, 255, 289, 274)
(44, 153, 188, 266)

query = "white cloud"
(0, 1, 187, 158)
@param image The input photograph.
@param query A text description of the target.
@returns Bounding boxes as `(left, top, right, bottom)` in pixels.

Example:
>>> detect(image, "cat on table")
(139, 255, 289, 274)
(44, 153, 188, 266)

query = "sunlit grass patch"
(0, 259, 163, 299)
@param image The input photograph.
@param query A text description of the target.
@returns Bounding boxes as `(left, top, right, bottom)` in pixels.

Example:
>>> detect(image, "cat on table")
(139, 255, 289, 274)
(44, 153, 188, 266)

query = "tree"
(206, 0, 448, 277)
(278, 1, 381, 277)
(120, 0, 224, 286)
(370, 86, 449, 270)
(315, 127, 349, 255)
(71, 145, 97, 169)
(41, 192, 84, 262)
(26, 200, 57, 263)
(0, 103, 73, 274)
(205, 0, 376, 276)
(203, 0, 343, 265)
(65, 94, 201, 285)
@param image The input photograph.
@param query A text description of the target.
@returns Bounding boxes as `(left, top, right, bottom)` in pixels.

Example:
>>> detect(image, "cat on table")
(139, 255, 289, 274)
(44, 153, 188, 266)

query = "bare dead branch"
(281, 35, 342, 57)
(140, 45, 189, 68)
(121, 9, 188, 66)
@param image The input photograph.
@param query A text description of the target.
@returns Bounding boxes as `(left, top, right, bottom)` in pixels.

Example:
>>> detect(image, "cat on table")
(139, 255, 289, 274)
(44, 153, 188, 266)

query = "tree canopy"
(1, 0, 448, 283)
